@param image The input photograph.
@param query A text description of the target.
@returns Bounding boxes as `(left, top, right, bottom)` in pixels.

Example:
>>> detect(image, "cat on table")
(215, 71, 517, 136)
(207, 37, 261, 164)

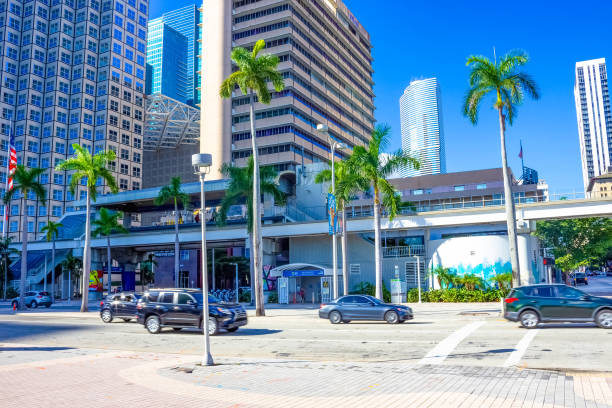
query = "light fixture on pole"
(317, 124, 347, 300)
(192, 153, 213, 366)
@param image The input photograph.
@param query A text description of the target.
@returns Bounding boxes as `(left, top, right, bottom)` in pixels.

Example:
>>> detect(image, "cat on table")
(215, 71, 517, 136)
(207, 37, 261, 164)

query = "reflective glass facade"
(0, 0, 149, 241)
(399, 78, 446, 177)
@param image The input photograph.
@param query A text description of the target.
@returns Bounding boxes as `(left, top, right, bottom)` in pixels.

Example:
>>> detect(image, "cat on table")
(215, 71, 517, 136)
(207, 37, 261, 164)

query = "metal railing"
(382, 245, 425, 258)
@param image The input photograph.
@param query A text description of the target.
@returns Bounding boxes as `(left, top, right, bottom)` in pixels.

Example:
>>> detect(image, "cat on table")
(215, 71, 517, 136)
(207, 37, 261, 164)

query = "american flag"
(7, 131, 17, 191)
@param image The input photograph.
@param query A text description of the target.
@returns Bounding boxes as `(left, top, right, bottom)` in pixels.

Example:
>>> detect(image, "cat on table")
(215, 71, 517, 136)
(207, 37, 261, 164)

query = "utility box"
(390, 279, 407, 304)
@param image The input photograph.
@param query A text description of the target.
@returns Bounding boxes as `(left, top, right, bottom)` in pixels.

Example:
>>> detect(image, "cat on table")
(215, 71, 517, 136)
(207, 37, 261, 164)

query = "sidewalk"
(1, 345, 610, 407)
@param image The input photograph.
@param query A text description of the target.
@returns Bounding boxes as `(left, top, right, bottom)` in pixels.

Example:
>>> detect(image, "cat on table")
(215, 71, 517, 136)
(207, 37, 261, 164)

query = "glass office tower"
(574, 58, 612, 191)
(147, 4, 200, 106)
(399, 78, 446, 177)
(0, 0, 149, 242)
(146, 21, 188, 103)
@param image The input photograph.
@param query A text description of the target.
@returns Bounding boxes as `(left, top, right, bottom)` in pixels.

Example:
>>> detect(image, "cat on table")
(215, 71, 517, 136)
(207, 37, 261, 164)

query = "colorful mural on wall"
(428, 235, 513, 289)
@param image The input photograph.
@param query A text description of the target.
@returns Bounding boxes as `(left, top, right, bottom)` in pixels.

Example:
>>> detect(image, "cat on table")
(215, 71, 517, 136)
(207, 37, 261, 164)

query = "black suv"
(136, 288, 247, 335)
(99, 293, 141, 323)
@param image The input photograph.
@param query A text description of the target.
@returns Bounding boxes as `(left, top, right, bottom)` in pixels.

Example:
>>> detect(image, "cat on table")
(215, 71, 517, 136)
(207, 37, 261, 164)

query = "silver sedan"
(319, 295, 413, 324)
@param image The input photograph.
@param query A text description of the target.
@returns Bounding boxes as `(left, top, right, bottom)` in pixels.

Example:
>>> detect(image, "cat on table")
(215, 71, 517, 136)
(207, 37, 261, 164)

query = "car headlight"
(216, 307, 232, 314)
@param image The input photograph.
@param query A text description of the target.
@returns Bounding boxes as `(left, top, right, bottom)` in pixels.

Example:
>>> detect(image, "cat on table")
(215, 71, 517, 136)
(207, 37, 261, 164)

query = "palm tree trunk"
(107, 236, 112, 294)
(498, 108, 521, 287)
(373, 187, 383, 300)
(174, 199, 180, 287)
(249, 92, 264, 316)
(18, 196, 27, 310)
(51, 240, 55, 303)
(81, 191, 91, 312)
(341, 208, 348, 296)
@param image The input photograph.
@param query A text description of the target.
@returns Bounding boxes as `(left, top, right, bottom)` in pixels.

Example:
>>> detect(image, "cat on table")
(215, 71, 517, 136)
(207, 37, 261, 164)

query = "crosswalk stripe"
(503, 329, 539, 367)
(417, 321, 485, 365)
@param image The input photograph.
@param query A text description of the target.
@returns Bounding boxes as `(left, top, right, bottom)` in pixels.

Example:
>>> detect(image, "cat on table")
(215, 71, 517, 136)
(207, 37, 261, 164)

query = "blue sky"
(151, 1, 612, 193)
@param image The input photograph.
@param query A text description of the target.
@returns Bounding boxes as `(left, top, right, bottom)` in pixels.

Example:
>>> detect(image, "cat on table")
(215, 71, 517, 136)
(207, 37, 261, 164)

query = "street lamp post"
(192, 153, 213, 366)
(317, 124, 347, 300)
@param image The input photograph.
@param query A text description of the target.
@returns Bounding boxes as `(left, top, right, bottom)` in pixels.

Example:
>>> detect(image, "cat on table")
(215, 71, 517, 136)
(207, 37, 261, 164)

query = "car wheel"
(595, 310, 612, 329)
(329, 311, 342, 324)
(208, 317, 219, 336)
(101, 309, 113, 323)
(519, 310, 540, 329)
(30, 301, 38, 309)
(227, 327, 238, 332)
(385, 311, 399, 324)
(145, 316, 161, 334)
(122, 318, 131, 322)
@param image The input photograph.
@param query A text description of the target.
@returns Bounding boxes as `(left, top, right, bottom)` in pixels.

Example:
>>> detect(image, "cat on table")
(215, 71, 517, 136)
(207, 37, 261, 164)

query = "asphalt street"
(1, 277, 611, 372)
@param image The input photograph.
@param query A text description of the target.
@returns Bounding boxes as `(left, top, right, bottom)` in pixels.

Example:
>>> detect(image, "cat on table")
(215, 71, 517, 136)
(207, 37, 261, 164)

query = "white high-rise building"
(399, 78, 446, 177)
(574, 58, 612, 191)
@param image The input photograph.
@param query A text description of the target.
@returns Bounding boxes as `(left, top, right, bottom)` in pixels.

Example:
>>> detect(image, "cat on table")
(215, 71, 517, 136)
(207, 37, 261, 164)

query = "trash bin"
(390, 279, 407, 303)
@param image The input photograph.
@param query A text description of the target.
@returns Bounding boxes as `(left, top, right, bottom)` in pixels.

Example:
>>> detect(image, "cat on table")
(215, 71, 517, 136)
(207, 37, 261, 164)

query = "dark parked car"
(504, 284, 612, 329)
(319, 295, 413, 324)
(11, 291, 52, 308)
(136, 288, 247, 335)
(99, 293, 141, 323)
(571, 272, 588, 286)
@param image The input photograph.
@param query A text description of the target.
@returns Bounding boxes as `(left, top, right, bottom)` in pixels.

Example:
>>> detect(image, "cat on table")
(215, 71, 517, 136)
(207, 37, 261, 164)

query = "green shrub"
(267, 291, 278, 303)
(351, 281, 391, 303)
(406, 288, 506, 303)
(6, 287, 19, 299)
(239, 290, 251, 303)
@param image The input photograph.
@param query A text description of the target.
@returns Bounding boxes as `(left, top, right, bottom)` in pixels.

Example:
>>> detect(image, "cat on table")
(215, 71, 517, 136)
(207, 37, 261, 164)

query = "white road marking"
(503, 329, 539, 367)
(417, 321, 485, 365)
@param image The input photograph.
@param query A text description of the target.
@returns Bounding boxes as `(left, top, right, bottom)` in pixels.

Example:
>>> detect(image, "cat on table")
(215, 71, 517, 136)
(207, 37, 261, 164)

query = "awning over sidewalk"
(269, 263, 335, 278)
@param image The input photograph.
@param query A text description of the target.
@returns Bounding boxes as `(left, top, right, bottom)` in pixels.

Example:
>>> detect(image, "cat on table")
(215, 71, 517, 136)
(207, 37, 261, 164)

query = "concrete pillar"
(517, 234, 533, 285)
(200, 0, 232, 180)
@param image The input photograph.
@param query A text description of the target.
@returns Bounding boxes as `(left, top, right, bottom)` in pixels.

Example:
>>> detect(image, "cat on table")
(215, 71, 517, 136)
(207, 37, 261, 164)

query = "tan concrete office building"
(201, 0, 375, 180)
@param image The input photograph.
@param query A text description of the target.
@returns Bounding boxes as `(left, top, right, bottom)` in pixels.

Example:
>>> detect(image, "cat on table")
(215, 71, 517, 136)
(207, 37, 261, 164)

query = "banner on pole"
(327, 193, 337, 235)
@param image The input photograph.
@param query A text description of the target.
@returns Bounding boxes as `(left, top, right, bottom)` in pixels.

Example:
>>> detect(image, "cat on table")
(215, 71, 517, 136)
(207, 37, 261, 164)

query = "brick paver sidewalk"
(0, 343, 610, 407)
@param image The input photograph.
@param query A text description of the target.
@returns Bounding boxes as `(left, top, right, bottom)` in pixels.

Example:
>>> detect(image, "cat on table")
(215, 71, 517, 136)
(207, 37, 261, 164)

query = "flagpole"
(3, 126, 11, 239)
(520, 140, 525, 180)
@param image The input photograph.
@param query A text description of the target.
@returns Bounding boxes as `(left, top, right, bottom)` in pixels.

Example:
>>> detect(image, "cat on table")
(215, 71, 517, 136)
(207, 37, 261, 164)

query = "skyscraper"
(0, 0, 149, 241)
(399, 78, 446, 177)
(147, 5, 200, 106)
(201, 0, 375, 180)
(146, 21, 189, 103)
(574, 58, 612, 191)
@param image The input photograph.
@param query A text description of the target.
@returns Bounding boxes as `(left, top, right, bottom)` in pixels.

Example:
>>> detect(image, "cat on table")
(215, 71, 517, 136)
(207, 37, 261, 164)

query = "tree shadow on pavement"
(0, 321, 89, 342)
(160, 328, 282, 336)
(0, 346, 74, 352)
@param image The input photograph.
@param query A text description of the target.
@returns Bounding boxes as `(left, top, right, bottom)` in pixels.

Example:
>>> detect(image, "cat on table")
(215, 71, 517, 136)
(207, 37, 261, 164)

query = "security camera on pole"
(192, 153, 213, 366)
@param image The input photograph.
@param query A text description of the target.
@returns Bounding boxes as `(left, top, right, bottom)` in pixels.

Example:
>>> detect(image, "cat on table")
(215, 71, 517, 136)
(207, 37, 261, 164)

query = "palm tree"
(154, 177, 189, 288)
(3, 165, 46, 310)
(217, 157, 285, 316)
(60, 253, 82, 301)
(489, 272, 512, 291)
(460, 274, 484, 291)
(430, 265, 454, 289)
(92, 208, 128, 294)
(41, 220, 63, 303)
(0, 236, 19, 300)
(56, 144, 117, 312)
(347, 125, 420, 300)
(315, 161, 369, 295)
(220, 39, 285, 317)
(463, 50, 539, 287)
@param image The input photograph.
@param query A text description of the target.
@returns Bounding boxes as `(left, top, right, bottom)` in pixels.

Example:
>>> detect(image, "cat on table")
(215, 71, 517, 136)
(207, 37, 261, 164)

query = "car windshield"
(575, 273, 586, 278)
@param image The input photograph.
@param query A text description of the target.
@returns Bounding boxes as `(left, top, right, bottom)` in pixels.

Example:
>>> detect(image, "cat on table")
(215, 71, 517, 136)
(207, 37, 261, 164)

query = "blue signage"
(282, 269, 325, 277)
(327, 193, 337, 236)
